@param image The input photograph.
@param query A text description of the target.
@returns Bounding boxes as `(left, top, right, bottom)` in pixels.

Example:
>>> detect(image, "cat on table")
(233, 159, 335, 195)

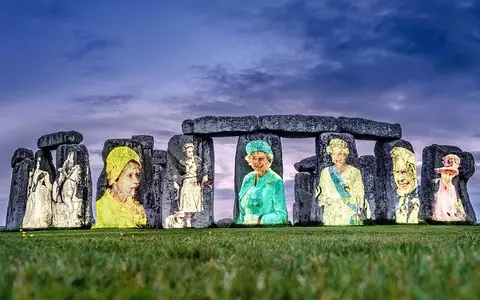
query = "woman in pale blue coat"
(235, 140, 288, 225)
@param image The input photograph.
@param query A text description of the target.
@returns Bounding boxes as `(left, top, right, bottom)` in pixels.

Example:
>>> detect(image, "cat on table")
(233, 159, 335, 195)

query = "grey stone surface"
(149, 164, 164, 227)
(215, 218, 232, 228)
(22, 150, 56, 229)
(163, 134, 214, 228)
(6, 158, 34, 231)
(294, 156, 319, 173)
(51, 144, 93, 228)
(11, 148, 34, 168)
(338, 117, 402, 141)
(258, 115, 340, 137)
(421, 145, 476, 224)
(182, 116, 259, 137)
(233, 133, 283, 221)
(358, 155, 377, 220)
(132, 135, 154, 149)
(293, 172, 314, 225)
(153, 150, 167, 166)
(315, 132, 358, 165)
(37, 131, 83, 150)
(374, 140, 419, 223)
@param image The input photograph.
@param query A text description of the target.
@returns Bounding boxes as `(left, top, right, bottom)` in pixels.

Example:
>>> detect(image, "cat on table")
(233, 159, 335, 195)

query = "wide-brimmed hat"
(246, 140, 273, 156)
(434, 154, 460, 175)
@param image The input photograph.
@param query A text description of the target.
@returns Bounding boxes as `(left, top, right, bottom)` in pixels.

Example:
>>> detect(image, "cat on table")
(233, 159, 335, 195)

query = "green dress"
(235, 169, 288, 225)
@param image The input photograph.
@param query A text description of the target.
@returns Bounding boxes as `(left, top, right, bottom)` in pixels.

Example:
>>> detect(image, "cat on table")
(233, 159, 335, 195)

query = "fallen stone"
(163, 134, 215, 228)
(293, 172, 314, 225)
(294, 156, 319, 173)
(153, 150, 167, 166)
(5, 158, 35, 231)
(421, 144, 476, 224)
(182, 116, 258, 137)
(51, 144, 93, 228)
(11, 148, 34, 168)
(233, 133, 283, 222)
(338, 117, 401, 141)
(215, 218, 232, 228)
(258, 115, 340, 137)
(37, 131, 83, 150)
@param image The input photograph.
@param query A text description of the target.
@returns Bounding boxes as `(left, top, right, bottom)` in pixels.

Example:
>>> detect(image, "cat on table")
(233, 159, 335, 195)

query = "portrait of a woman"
(235, 140, 288, 225)
(94, 146, 147, 228)
(316, 138, 370, 225)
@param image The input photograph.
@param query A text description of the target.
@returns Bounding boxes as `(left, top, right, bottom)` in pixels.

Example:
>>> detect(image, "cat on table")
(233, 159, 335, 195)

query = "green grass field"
(0, 226, 479, 299)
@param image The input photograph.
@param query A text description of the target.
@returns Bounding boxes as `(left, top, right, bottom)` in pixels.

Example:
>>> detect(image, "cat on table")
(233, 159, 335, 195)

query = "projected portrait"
(390, 147, 420, 224)
(171, 143, 209, 228)
(432, 154, 466, 222)
(316, 138, 370, 225)
(235, 140, 288, 225)
(23, 156, 53, 228)
(95, 146, 147, 228)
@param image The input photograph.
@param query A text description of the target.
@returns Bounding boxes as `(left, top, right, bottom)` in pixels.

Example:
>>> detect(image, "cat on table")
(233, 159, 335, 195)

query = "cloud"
(64, 31, 122, 61)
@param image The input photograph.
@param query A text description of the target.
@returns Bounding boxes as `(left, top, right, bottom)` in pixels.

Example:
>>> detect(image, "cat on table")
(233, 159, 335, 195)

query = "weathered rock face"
(11, 148, 34, 168)
(37, 131, 83, 150)
(6, 156, 34, 231)
(421, 145, 476, 224)
(233, 133, 283, 221)
(163, 134, 214, 228)
(294, 156, 319, 173)
(338, 117, 401, 141)
(315, 132, 358, 165)
(293, 172, 314, 225)
(182, 116, 258, 137)
(375, 140, 420, 223)
(153, 150, 167, 166)
(22, 150, 56, 229)
(51, 144, 93, 228)
(358, 155, 377, 220)
(150, 164, 164, 227)
(258, 115, 340, 137)
(132, 135, 159, 228)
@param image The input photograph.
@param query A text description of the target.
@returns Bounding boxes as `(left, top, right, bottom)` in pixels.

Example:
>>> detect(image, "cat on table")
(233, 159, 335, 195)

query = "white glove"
(174, 182, 180, 190)
(244, 214, 260, 225)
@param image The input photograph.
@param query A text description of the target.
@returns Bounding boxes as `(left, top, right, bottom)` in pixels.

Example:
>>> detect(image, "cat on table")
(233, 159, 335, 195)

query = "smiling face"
(330, 148, 347, 170)
(111, 161, 141, 201)
(393, 160, 416, 195)
(248, 151, 270, 175)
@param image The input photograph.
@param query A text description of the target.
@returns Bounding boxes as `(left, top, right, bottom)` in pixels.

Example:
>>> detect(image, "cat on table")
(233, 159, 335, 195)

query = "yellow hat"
(390, 147, 417, 175)
(106, 146, 141, 185)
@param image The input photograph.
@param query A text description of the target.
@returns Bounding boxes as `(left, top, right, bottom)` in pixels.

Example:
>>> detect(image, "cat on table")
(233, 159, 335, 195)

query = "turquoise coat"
(236, 169, 288, 225)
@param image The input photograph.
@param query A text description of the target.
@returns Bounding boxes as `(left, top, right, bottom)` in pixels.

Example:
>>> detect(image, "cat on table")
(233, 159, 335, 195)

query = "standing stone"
(151, 163, 164, 228)
(421, 145, 476, 224)
(163, 134, 214, 228)
(6, 150, 34, 231)
(315, 132, 358, 165)
(233, 133, 283, 221)
(11, 148, 34, 168)
(22, 150, 56, 229)
(51, 144, 93, 228)
(375, 140, 420, 223)
(294, 156, 319, 173)
(132, 135, 159, 228)
(37, 131, 83, 150)
(293, 172, 314, 225)
(358, 155, 377, 221)
(153, 150, 167, 166)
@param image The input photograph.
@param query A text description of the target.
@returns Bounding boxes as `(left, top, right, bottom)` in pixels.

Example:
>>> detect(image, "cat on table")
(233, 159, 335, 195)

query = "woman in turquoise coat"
(235, 140, 288, 225)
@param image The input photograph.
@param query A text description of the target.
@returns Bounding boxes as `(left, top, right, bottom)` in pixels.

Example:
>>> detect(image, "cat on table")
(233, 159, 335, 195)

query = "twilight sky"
(1, 0, 480, 225)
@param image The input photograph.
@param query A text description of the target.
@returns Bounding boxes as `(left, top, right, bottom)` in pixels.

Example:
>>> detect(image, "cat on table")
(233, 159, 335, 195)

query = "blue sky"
(1, 0, 480, 224)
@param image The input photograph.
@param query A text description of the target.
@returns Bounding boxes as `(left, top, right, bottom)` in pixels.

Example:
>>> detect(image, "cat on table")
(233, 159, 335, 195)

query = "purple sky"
(1, 0, 480, 224)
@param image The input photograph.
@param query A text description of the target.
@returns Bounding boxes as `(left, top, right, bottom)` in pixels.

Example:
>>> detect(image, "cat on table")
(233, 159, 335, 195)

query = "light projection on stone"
(234, 140, 288, 225)
(390, 147, 420, 224)
(94, 146, 147, 228)
(432, 154, 466, 222)
(316, 138, 370, 225)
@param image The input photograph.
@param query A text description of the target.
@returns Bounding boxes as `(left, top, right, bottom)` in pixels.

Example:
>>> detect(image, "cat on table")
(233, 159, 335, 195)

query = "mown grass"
(0, 226, 479, 300)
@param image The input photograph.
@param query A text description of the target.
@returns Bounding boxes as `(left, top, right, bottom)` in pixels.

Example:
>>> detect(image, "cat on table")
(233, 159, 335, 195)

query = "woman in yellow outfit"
(94, 146, 147, 228)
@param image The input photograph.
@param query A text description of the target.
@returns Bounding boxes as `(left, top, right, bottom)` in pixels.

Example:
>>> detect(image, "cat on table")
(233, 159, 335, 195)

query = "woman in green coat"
(235, 140, 288, 225)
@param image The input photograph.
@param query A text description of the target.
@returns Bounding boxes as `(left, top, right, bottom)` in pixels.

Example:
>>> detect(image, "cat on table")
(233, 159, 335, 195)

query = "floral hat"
(434, 154, 460, 176)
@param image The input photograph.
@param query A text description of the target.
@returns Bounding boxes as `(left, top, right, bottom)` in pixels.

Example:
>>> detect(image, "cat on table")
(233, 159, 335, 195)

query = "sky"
(1, 0, 480, 225)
